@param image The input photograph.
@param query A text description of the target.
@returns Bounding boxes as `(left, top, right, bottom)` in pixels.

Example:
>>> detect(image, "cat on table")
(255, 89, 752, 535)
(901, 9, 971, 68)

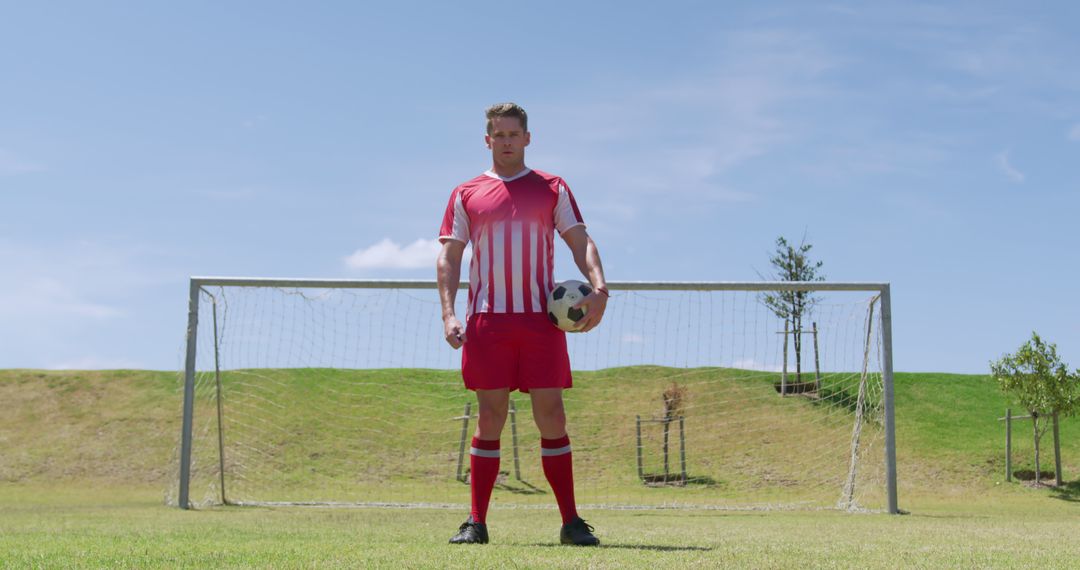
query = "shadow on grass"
(813, 384, 882, 419)
(529, 543, 712, 552)
(460, 471, 548, 496)
(494, 480, 547, 495)
(1049, 480, 1080, 502)
(598, 544, 713, 552)
(639, 474, 721, 487)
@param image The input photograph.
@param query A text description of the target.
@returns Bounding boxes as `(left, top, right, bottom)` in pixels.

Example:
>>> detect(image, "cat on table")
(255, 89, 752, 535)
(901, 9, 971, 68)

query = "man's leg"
(470, 388, 509, 525)
(531, 388, 597, 545)
(530, 388, 578, 524)
(451, 388, 508, 544)
(531, 388, 600, 546)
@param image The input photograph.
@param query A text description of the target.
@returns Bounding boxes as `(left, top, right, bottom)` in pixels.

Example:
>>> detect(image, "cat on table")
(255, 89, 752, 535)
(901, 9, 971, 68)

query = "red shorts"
(461, 313, 572, 393)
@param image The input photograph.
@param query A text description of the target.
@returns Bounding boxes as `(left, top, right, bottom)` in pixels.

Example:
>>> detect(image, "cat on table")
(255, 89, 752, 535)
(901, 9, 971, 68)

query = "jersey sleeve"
(439, 187, 470, 244)
(553, 180, 585, 234)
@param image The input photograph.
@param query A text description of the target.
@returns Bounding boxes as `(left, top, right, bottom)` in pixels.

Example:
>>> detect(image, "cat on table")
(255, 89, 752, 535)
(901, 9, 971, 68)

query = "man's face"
(485, 116, 530, 167)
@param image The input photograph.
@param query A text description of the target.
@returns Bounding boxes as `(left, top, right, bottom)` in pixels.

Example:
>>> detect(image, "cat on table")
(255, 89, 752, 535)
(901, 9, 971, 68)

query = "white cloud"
(1068, 124, 1080, 141)
(995, 150, 1025, 183)
(0, 242, 131, 320)
(0, 239, 178, 323)
(0, 276, 123, 320)
(732, 358, 783, 373)
(621, 333, 646, 344)
(15, 277, 124, 318)
(924, 84, 1001, 103)
(0, 148, 44, 175)
(528, 28, 846, 219)
(345, 238, 443, 270)
(242, 115, 268, 129)
(0, 239, 179, 368)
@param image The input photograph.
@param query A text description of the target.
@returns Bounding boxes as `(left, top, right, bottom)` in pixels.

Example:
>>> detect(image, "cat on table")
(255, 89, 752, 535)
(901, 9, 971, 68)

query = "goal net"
(169, 279, 896, 513)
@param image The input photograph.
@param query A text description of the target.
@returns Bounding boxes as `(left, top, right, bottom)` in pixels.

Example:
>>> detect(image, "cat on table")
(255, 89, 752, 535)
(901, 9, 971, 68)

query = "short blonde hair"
(485, 102, 528, 134)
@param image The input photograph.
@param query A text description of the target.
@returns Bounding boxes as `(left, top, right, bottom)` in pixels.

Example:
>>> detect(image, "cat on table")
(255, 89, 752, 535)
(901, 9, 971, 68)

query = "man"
(436, 102, 609, 546)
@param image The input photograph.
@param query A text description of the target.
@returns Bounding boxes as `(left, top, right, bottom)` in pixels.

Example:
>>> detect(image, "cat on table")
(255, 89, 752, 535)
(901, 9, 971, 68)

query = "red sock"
(541, 435, 578, 524)
(469, 437, 500, 524)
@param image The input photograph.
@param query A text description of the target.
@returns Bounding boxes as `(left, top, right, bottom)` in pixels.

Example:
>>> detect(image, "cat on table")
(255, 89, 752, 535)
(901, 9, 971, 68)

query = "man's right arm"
(437, 239, 467, 349)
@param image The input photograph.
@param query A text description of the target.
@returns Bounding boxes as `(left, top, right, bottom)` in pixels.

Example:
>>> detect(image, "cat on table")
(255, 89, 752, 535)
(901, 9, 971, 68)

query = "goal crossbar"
(189, 276, 889, 292)
(178, 278, 898, 514)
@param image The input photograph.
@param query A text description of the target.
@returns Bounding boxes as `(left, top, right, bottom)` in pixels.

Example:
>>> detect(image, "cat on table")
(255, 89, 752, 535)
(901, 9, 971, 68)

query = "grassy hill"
(1, 368, 1077, 510)
(0, 369, 178, 485)
(894, 372, 1076, 491)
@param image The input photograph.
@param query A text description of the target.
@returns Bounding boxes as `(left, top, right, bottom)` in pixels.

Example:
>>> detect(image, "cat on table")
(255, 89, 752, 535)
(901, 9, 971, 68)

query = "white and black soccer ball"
(547, 280, 593, 332)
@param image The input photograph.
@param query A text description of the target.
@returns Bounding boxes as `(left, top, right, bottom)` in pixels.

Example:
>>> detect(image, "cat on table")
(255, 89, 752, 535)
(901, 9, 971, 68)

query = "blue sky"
(1, 1, 1078, 373)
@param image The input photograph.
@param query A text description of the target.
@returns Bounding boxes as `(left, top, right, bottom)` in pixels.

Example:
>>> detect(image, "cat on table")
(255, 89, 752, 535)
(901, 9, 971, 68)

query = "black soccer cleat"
(560, 517, 600, 546)
(449, 516, 489, 544)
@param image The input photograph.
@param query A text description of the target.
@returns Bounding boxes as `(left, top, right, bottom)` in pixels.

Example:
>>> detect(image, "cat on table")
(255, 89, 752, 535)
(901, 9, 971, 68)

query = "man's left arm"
(561, 225, 608, 332)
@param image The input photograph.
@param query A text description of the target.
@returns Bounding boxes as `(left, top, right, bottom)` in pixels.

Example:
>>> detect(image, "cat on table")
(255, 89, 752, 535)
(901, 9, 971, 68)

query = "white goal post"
(175, 278, 897, 514)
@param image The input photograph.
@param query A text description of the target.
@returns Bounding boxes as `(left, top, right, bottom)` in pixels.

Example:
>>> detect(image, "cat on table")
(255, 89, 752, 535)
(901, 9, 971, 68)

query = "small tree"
(761, 236, 825, 385)
(990, 332, 1080, 485)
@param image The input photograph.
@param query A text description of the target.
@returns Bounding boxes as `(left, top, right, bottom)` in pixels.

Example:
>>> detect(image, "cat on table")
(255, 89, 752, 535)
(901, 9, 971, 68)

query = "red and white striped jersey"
(439, 168, 585, 317)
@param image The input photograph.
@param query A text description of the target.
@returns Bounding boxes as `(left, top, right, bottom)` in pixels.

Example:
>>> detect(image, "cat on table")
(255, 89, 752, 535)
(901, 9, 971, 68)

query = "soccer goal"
(169, 278, 897, 514)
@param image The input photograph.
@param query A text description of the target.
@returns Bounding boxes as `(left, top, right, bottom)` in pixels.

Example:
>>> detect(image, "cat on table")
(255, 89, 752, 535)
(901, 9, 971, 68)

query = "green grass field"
(2, 369, 1079, 568)
(3, 486, 1078, 568)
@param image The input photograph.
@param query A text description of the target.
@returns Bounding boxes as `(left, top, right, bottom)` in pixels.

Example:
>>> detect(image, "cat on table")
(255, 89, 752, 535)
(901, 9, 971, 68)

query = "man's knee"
(476, 397, 509, 437)
(473, 389, 510, 437)
(533, 403, 566, 430)
(477, 408, 508, 434)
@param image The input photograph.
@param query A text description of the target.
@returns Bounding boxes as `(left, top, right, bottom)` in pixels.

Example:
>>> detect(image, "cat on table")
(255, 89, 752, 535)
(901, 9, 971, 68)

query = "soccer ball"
(547, 280, 593, 332)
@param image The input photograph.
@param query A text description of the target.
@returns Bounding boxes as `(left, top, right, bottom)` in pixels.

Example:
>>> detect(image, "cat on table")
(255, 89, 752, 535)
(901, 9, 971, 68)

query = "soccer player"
(436, 103, 608, 546)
